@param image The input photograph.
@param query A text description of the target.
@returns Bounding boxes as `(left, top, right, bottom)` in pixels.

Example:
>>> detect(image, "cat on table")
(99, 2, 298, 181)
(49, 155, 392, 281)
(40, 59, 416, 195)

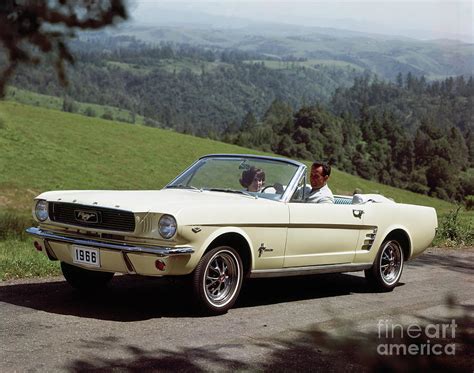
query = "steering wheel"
(261, 183, 284, 194)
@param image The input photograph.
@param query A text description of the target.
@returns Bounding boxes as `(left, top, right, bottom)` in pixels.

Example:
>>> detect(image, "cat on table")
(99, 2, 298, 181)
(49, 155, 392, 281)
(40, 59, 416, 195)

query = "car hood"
(37, 189, 278, 216)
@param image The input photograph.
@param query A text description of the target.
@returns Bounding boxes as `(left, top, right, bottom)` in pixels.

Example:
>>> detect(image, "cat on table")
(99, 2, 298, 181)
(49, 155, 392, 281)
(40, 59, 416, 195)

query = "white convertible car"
(27, 154, 438, 314)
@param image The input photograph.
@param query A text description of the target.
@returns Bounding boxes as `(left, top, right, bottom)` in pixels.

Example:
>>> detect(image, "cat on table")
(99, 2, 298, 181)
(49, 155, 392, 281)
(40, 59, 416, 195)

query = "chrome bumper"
(26, 227, 194, 256)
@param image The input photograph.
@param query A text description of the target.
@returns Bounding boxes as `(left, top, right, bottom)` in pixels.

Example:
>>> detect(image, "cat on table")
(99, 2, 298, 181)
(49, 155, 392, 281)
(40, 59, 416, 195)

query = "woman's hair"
(240, 166, 265, 188)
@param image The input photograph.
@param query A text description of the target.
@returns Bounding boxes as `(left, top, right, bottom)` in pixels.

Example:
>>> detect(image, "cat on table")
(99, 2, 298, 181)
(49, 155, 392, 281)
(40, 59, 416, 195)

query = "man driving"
(306, 161, 335, 204)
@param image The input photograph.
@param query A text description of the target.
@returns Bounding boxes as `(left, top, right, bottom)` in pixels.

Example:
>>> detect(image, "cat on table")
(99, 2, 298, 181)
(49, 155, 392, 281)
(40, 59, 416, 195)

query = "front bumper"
(26, 227, 194, 256)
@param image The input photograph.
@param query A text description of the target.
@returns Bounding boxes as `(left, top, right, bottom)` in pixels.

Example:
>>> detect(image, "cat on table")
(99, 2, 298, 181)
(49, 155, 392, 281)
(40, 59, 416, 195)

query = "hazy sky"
(130, 1, 473, 42)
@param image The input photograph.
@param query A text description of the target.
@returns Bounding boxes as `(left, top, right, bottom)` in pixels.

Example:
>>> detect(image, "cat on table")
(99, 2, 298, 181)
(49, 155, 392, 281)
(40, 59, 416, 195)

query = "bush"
(0, 211, 34, 240)
(84, 107, 96, 117)
(464, 195, 474, 211)
(62, 96, 78, 113)
(101, 111, 114, 120)
(407, 182, 429, 194)
(434, 206, 473, 247)
(144, 117, 161, 127)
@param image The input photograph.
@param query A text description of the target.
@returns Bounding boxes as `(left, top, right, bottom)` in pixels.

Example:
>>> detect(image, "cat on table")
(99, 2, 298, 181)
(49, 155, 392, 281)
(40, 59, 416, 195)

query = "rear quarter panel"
(354, 203, 437, 264)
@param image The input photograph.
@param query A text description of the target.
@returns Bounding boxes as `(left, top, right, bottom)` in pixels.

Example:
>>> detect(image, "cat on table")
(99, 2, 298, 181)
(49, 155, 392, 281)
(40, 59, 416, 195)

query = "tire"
(61, 262, 114, 291)
(192, 246, 243, 315)
(365, 239, 404, 292)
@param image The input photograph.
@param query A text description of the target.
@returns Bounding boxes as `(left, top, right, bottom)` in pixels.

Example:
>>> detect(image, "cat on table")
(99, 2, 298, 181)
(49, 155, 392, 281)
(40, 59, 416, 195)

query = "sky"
(129, 1, 473, 42)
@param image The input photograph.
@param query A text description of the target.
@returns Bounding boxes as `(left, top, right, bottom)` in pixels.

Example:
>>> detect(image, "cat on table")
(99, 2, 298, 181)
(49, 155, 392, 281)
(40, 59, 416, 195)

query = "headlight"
(35, 200, 49, 222)
(158, 214, 177, 239)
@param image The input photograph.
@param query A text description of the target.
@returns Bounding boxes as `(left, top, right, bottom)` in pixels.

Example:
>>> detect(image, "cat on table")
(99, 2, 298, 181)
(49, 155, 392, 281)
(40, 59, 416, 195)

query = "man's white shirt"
(305, 184, 335, 204)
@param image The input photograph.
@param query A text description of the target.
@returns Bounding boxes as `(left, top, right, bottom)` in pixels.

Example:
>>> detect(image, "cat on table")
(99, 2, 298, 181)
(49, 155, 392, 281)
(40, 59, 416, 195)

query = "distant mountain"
(107, 22, 473, 81)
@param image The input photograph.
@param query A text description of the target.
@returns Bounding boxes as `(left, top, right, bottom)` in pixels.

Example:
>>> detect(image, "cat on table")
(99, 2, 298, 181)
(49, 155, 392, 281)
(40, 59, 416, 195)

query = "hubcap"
(204, 251, 240, 307)
(379, 241, 403, 285)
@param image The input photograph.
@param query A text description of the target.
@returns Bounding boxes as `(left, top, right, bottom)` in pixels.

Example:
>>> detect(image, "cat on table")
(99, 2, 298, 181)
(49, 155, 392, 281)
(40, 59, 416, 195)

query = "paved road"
(1, 248, 473, 372)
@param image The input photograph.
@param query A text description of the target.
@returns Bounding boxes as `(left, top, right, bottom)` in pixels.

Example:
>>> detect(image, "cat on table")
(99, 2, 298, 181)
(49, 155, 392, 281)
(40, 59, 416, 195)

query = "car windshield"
(166, 156, 300, 200)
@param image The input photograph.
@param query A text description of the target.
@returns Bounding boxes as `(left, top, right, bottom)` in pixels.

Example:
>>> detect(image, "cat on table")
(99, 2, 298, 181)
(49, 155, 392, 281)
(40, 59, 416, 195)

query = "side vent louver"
(362, 228, 377, 250)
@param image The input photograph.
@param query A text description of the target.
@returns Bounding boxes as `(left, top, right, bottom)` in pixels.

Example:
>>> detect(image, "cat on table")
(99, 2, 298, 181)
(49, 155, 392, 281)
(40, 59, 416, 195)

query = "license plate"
(72, 245, 100, 267)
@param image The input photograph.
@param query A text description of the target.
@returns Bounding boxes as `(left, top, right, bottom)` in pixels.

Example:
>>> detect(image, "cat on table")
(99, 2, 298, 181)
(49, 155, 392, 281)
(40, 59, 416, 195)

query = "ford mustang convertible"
(27, 154, 438, 314)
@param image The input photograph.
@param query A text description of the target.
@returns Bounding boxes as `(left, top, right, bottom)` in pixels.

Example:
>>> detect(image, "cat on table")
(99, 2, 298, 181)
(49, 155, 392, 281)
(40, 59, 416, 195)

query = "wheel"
(192, 246, 243, 315)
(61, 262, 114, 291)
(365, 240, 404, 292)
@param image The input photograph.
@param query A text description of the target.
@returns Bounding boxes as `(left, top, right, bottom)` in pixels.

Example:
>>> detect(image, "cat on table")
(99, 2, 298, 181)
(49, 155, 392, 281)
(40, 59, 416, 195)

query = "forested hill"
(8, 39, 473, 204)
(225, 75, 473, 203)
(10, 40, 359, 135)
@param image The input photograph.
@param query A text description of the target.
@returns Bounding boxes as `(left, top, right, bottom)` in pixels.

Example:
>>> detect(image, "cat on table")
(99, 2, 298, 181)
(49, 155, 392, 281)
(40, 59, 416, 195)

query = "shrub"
(464, 195, 474, 211)
(0, 211, 34, 240)
(84, 107, 96, 117)
(144, 117, 161, 127)
(434, 206, 473, 247)
(101, 111, 114, 120)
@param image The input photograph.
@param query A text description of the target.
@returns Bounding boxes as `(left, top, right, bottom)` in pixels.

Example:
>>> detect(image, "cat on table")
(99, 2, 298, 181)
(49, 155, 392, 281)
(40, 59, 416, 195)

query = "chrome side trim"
(250, 263, 373, 278)
(26, 227, 194, 256)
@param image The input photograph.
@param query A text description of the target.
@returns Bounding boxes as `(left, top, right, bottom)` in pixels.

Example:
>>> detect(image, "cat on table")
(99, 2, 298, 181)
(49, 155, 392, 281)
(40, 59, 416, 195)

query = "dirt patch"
(0, 187, 37, 211)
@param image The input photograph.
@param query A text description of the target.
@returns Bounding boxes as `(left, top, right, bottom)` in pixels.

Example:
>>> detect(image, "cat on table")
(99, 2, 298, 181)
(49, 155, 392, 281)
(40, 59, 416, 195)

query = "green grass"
(107, 59, 225, 76)
(5, 87, 148, 125)
(0, 239, 61, 280)
(245, 59, 363, 71)
(106, 61, 154, 75)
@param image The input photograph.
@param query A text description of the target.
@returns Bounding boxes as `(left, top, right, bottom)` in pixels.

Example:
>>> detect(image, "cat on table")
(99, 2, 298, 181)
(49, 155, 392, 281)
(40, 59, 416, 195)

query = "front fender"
(198, 226, 256, 269)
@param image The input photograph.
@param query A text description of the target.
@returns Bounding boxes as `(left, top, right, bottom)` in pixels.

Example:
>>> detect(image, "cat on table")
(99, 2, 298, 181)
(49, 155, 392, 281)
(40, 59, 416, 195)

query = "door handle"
(353, 209, 364, 219)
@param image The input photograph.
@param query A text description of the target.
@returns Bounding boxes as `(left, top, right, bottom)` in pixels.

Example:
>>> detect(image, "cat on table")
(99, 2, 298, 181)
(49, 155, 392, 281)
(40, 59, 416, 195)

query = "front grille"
(48, 202, 136, 232)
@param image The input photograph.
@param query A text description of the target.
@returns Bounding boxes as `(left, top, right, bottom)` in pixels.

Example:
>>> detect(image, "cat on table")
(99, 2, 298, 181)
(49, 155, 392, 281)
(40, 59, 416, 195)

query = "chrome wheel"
(365, 239, 404, 291)
(379, 241, 403, 285)
(203, 250, 240, 307)
(192, 246, 243, 314)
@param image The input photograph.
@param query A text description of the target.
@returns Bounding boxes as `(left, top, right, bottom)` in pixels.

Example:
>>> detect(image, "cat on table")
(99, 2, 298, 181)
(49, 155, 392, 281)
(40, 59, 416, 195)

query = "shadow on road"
(407, 250, 473, 275)
(0, 271, 377, 321)
(64, 301, 473, 372)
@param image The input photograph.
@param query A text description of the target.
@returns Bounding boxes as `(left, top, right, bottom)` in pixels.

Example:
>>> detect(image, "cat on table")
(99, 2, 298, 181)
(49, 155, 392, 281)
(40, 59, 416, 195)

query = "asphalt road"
(0, 247, 473, 372)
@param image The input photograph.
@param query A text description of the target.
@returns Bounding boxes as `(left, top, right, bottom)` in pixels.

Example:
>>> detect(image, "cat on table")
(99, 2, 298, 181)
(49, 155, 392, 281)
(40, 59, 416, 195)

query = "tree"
(0, 0, 128, 97)
(240, 111, 257, 132)
(62, 95, 77, 113)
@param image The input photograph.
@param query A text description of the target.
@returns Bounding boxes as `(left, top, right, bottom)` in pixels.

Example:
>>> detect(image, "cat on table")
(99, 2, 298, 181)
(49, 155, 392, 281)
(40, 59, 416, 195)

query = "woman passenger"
(240, 166, 265, 192)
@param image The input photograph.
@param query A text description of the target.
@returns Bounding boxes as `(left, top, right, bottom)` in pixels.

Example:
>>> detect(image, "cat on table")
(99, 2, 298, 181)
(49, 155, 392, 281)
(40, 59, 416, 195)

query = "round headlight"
(158, 214, 177, 239)
(35, 200, 49, 222)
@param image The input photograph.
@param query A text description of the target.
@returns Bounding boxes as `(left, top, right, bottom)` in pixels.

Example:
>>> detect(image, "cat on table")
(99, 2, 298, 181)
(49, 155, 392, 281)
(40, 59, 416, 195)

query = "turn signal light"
(34, 241, 43, 251)
(155, 259, 166, 271)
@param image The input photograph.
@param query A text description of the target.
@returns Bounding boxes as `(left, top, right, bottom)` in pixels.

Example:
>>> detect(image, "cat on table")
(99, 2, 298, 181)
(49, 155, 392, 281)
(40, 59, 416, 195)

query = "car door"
(284, 184, 366, 267)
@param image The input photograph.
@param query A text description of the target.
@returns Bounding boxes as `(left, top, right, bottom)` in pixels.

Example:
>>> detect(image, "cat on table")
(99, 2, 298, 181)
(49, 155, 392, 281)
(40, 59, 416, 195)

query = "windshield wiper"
(166, 184, 202, 191)
(207, 188, 257, 198)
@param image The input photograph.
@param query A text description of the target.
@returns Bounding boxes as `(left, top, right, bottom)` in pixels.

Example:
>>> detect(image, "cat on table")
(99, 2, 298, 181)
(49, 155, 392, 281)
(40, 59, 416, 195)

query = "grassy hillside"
(5, 87, 147, 125)
(0, 100, 460, 218)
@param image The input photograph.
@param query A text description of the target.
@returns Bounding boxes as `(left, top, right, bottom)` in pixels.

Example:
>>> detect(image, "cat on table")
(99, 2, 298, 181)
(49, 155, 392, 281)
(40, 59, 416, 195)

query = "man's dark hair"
(312, 161, 331, 177)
